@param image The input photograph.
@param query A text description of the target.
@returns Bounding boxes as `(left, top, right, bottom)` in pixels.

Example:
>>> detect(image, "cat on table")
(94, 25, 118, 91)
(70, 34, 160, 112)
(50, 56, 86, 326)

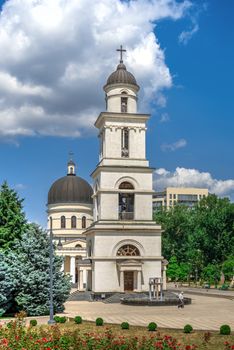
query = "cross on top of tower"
(116, 45, 126, 63)
(69, 151, 74, 161)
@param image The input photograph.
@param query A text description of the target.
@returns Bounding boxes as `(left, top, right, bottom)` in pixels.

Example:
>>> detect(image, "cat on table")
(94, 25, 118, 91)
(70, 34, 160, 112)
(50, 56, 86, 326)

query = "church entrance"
(124, 271, 134, 291)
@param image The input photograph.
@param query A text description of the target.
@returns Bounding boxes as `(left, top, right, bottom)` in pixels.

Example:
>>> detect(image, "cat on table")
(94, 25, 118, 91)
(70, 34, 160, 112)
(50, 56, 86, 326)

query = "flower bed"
(0, 313, 233, 350)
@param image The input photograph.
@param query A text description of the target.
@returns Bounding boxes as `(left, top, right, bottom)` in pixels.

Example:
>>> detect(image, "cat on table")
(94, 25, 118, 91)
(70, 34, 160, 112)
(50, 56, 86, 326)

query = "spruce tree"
(1, 224, 71, 316)
(0, 181, 27, 250)
(0, 252, 15, 316)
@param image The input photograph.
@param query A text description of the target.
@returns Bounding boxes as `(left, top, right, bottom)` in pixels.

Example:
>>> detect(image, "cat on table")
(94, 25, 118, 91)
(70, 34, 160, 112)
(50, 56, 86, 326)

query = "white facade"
(85, 59, 163, 293)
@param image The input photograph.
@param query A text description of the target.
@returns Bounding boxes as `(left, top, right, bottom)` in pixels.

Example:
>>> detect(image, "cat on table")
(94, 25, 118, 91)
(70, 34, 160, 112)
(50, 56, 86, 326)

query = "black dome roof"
(104, 62, 139, 89)
(48, 175, 93, 205)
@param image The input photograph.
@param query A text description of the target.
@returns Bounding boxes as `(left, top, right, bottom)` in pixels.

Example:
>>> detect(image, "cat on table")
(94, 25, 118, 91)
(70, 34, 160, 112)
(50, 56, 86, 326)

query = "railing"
(119, 212, 134, 220)
(56, 247, 86, 251)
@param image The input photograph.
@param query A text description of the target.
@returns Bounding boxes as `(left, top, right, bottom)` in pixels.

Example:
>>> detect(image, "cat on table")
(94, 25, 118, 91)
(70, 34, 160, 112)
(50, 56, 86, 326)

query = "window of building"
(119, 182, 134, 220)
(169, 194, 172, 199)
(173, 194, 176, 199)
(61, 216, 66, 229)
(169, 200, 172, 206)
(75, 244, 82, 248)
(117, 244, 140, 256)
(121, 96, 128, 113)
(121, 128, 129, 157)
(71, 216, 76, 228)
(82, 216, 86, 229)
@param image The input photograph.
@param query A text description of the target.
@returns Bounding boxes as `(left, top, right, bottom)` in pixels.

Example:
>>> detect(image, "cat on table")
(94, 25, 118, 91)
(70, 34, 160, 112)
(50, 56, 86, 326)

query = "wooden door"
(124, 271, 134, 291)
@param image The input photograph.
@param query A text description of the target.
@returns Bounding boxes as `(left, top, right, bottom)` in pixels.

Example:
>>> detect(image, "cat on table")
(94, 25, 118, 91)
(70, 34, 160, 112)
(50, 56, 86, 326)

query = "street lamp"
(48, 216, 55, 325)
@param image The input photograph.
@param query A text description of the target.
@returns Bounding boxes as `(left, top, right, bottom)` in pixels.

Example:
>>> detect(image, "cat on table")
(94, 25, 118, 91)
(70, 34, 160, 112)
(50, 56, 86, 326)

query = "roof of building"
(104, 62, 139, 89)
(48, 174, 93, 205)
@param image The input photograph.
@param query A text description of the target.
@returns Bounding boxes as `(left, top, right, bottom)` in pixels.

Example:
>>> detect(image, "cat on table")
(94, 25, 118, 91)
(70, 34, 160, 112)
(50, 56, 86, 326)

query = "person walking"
(178, 291, 184, 308)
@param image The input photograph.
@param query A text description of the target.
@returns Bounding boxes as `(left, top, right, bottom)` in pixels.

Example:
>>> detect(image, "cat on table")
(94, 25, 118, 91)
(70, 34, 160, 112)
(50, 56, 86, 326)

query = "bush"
(74, 316, 82, 324)
(121, 322, 129, 330)
(184, 324, 193, 333)
(96, 317, 104, 326)
(148, 322, 157, 331)
(220, 324, 231, 335)
(59, 316, 67, 323)
(54, 316, 61, 323)
(30, 319, 37, 327)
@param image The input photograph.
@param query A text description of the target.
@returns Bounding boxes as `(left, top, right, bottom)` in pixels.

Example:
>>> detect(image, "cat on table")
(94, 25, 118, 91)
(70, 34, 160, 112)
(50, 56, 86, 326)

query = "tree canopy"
(0, 181, 27, 250)
(154, 194, 234, 282)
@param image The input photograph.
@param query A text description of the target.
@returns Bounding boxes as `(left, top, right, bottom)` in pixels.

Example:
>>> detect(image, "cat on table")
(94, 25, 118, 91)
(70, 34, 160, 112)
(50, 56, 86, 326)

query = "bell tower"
(85, 47, 163, 293)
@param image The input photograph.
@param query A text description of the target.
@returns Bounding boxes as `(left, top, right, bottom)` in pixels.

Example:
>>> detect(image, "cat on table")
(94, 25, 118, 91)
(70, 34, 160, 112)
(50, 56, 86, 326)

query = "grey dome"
(105, 63, 138, 88)
(48, 175, 93, 205)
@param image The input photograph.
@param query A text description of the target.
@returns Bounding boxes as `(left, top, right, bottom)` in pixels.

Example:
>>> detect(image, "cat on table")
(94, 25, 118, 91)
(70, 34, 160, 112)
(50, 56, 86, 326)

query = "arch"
(61, 215, 66, 229)
(82, 216, 86, 229)
(71, 215, 76, 228)
(75, 244, 82, 248)
(117, 244, 140, 256)
(121, 90, 128, 94)
(112, 239, 145, 256)
(119, 181, 134, 190)
(115, 176, 139, 190)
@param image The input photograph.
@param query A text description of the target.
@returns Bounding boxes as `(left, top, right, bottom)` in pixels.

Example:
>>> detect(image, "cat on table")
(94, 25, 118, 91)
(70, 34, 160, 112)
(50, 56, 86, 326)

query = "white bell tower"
(85, 46, 163, 294)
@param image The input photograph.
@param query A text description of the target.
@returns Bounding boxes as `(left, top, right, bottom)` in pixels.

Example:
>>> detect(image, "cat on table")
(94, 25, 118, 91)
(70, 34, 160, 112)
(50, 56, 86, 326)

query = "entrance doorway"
(124, 271, 134, 291)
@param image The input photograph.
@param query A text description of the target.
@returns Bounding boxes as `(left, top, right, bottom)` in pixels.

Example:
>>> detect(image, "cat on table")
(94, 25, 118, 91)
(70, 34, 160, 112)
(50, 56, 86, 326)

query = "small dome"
(48, 175, 93, 205)
(104, 62, 139, 89)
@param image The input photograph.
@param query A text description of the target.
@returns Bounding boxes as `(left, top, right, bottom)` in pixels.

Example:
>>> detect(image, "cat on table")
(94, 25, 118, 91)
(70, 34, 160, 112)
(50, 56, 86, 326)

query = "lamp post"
(48, 216, 55, 325)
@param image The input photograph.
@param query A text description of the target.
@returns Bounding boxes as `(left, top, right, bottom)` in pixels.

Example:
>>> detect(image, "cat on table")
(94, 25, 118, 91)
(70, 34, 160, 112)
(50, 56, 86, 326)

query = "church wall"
(135, 194, 152, 220)
(99, 193, 118, 220)
(92, 232, 161, 257)
(93, 261, 119, 292)
(99, 171, 153, 190)
(104, 128, 121, 158)
(141, 261, 162, 288)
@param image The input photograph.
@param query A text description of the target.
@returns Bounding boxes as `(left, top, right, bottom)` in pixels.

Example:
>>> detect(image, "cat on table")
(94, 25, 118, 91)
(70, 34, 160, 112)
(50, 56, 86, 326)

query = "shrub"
(148, 322, 157, 331)
(74, 316, 82, 324)
(30, 319, 37, 327)
(54, 316, 61, 323)
(96, 317, 104, 326)
(121, 322, 129, 330)
(220, 324, 231, 335)
(59, 316, 67, 323)
(184, 324, 193, 333)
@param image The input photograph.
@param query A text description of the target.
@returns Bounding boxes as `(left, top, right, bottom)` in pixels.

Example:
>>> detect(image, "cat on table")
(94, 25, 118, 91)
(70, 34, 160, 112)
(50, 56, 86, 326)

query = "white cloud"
(0, 0, 193, 140)
(161, 138, 187, 151)
(153, 167, 234, 199)
(178, 22, 199, 45)
(159, 112, 170, 123)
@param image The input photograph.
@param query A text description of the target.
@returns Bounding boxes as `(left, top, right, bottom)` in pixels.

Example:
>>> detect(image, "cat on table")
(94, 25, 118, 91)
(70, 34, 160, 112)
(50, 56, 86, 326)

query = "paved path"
(169, 285, 234, 299)
(63, 293, 234, 331)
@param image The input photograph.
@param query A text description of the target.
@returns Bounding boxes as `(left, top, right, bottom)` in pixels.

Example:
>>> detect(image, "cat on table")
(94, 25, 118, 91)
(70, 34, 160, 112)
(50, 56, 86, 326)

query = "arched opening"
(75, 244, 82, 248)
(82, 216, 86, 229)
(121, 92, 128, 113)
(61, 215, 66, 229)
(119, 182, 134, 220)
(121, 127, 129, 157)
(71, 216, 77, 228)
(117, 244, 140, 256)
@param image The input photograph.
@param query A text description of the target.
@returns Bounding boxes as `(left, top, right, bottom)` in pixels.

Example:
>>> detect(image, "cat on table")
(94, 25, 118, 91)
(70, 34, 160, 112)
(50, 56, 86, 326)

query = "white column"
(163, 266, 167, 290)
(70, 256, 76, 284)
(120, 271, 124, 292)
(79, 269, 84, 290)
(137, 271, 142, 292)
(60, 256, 65, 272)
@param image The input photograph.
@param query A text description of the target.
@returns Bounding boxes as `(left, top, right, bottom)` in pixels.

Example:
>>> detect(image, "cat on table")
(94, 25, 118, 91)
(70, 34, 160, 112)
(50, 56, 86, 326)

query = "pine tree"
(0, 181, 27, 250)
(0, 252, 15, 316)
(1, 224, 71, 316)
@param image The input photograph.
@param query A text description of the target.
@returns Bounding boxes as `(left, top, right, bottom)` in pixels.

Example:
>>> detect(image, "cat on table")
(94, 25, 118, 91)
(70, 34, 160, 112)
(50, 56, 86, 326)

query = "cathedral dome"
(104, 62, 139, 89)
(48, 161, 93, 205)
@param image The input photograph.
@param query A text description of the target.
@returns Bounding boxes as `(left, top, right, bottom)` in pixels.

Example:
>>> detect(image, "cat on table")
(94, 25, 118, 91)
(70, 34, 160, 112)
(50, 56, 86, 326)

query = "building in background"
(153, 187, 209, 210)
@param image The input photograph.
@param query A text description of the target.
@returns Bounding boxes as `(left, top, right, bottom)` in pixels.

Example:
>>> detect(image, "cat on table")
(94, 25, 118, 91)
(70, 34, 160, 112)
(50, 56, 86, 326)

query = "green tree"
(0, 181, 27, 250)
(222, 257, 234, 281)
(201, 263, 221, 285)
(0, 224, 71, 316)
(0, 253, 15, 316)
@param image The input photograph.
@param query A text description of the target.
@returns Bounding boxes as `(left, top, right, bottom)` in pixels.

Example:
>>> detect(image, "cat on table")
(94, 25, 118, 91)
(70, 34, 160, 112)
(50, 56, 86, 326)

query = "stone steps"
(67, 291, 93, 302)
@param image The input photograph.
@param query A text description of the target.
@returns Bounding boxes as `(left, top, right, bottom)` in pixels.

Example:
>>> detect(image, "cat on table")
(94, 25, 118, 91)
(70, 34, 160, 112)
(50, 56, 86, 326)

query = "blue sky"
(0, 0, 233, 226)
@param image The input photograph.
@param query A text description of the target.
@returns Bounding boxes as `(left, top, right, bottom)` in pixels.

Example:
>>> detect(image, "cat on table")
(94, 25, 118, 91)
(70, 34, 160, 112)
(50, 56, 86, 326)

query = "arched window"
(71, 216, 76, 228)
(117, 244, 140, 256)
(121, 92, 128, 113)
(61, 216, 66, 229)
(82, 216, 86, 229)
(121, 128, 129, 157)
(75, 244, 82, 248)
(119, 181, 134, 190)
(119, 182, 134, 220)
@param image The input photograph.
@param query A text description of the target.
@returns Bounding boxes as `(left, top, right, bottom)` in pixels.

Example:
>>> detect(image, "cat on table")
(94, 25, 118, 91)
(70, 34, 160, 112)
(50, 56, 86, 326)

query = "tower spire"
(116, 45, 126, 63)
(67, 151, 76, 176)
